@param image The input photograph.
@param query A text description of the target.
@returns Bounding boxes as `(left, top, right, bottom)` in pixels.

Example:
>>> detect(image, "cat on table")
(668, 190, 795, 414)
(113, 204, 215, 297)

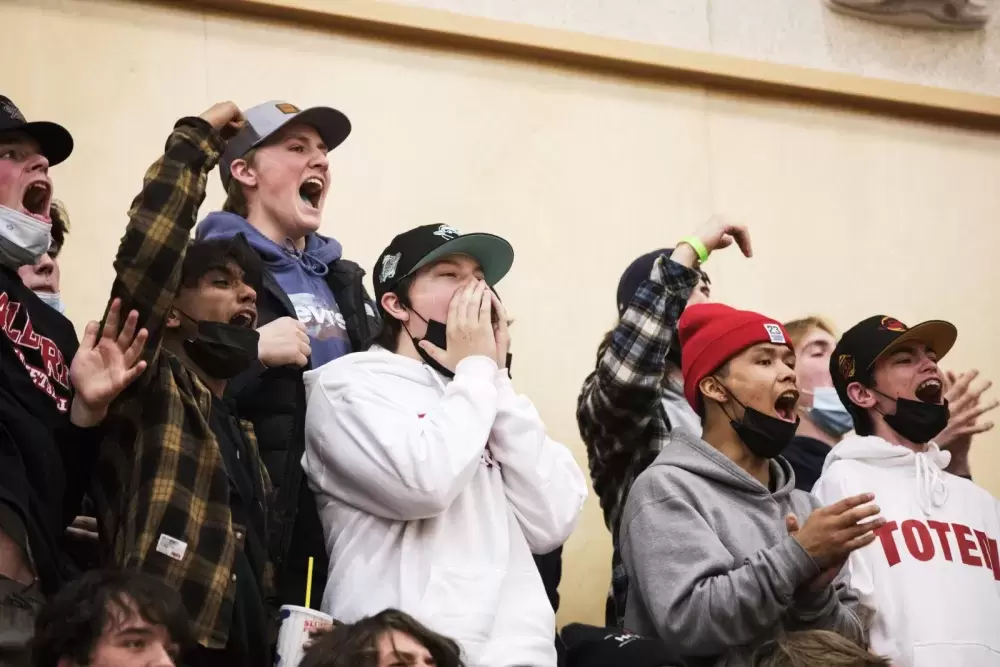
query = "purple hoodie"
(196, 212, 352, 367)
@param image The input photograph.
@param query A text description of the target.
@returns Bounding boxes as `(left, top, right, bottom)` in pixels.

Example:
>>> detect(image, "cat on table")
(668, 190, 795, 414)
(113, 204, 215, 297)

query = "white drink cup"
(274, 605, 334, 667)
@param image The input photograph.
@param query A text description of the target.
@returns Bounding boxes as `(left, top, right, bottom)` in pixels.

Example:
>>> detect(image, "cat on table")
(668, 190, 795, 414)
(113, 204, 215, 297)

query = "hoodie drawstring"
(282, 238, 329, 276)
(915, 451, 948, 516)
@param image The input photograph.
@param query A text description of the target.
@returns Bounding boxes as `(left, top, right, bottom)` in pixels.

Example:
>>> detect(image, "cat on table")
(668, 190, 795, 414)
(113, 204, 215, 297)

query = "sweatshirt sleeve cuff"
(454, 356, 499, 381)
(774, 535, 820, 601)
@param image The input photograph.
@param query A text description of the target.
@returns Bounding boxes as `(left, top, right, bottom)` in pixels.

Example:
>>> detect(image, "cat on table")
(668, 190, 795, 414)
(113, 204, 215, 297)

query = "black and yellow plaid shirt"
(91, 118, 272, 649)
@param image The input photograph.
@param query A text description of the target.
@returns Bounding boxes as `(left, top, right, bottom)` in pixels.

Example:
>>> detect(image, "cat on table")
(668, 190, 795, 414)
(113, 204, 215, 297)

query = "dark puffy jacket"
(225, 258, 378, 610)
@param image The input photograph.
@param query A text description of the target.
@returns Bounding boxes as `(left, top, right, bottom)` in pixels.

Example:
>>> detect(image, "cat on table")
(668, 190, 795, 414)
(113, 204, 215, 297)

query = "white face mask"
(0, 205, 51, 269)
(33, 290, 65, 314)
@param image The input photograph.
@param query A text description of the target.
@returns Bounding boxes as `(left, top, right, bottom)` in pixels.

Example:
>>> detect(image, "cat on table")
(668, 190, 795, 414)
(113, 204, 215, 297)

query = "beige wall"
(395, 0, 1000, 95)
(4, 0, 1000, 628)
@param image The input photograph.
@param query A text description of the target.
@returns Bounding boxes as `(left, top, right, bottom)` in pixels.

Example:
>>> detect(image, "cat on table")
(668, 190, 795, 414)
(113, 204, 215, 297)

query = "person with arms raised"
(92, 102, 275, 667)
(303, 224, 587, 667)
(813, 315, 1000, 666)
(577, 216, 748, 626)
(621, 303, 873, 665)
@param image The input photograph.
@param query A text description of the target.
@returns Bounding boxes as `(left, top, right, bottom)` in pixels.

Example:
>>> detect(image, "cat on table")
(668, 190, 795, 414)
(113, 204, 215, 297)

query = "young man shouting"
(813, 316, 1000, 666)
(621, 303, 874, 665)
(303, 224, 588, 667)
(195, 100, 377, 609)
(783, 315, 996, 492)
(0, 96, 146, 660)
(93, 102, 274, 666)
(577, 216, 750, 626)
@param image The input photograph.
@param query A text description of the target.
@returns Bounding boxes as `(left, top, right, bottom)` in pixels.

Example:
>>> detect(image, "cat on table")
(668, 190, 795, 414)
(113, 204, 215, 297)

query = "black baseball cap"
(831, 315, 957, 432)
(559, 624, 685, 667)
(219, 100, 351, 189)
(0, 96, 73, 166)
(373, 223, 514, 304)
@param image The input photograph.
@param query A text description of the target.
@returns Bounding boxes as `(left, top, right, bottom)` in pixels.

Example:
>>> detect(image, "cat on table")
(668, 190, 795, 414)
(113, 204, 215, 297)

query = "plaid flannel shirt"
(576, 255, 698, 626)
(91, 118, 272, 649)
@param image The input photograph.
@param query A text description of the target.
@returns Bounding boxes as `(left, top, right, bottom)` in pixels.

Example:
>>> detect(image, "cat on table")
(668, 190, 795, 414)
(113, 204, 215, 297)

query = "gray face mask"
(33, 290, 65, 314)
(0, 205, 51, 270)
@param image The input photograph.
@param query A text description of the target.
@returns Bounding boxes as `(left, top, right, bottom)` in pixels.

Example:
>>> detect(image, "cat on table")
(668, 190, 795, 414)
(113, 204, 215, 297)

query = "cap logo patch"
(432, 224, 461, 240)
(275, 103, 300, 114)
(880, 317, 908, 332)
(764, 323, 786, 344)
(379, 252, 401, 284)
(838, 354, 856, 380)
(2, 100, 24, 123)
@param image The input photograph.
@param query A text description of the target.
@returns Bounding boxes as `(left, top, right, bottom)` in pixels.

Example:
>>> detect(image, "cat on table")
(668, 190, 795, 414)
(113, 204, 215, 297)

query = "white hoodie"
(812, 435, 1000, 666)
(302, 348, 588, 667)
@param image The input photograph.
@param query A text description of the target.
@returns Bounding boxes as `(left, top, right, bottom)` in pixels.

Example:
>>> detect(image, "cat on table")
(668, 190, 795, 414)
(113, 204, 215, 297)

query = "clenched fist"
(258, 317, 311, 368)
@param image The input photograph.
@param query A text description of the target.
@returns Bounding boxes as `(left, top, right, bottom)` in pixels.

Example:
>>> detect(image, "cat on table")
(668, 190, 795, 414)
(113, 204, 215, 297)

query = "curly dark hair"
(300, 609, 464, 667)
(31, 569, 192, 667)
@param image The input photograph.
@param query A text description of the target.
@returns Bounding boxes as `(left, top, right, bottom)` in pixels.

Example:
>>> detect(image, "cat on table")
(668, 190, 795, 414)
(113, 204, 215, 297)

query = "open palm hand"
(69, 299, 148, 426)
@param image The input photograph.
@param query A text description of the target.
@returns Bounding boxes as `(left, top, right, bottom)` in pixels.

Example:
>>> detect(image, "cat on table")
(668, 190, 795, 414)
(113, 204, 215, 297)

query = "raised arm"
(578, 218, 752, 531)
(108, 103, 243, 375)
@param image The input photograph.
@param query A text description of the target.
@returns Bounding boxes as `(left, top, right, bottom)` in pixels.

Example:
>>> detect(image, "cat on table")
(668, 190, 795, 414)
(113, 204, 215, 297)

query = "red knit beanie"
(678, 303, 794, 415)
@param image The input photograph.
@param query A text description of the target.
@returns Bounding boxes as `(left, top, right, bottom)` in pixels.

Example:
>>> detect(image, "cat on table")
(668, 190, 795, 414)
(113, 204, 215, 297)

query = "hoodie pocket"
(419, 566, 503, 654)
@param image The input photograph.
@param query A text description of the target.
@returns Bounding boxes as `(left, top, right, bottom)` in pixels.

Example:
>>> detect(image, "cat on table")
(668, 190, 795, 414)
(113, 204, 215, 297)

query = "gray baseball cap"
(219, 100, 351, 189)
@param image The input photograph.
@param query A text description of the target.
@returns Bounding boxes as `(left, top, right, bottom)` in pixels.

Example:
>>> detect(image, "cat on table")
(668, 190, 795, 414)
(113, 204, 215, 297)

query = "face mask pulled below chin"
(0, 205, 51, 270)
(808, 386, 854, 437)
(34, 291, 66, 314)
(878, 391, 950, 444)
(717, 380, 800, 459)
(411, 317, 456, 379)
(182, 318, 260, 380)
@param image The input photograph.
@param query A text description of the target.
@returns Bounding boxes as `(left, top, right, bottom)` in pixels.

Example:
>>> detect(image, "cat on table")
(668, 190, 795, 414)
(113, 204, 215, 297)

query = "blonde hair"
(221, 147, 259, 219)
(783, 315, 839, 350)
(751, 631, 890, 667)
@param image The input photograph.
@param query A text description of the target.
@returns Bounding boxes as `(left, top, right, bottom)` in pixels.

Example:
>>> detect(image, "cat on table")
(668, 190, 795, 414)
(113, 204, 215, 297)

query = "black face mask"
(876, 390, 950, 444)
(410, 317, 456, 379)
(179, 312, 260, 379)
(404, 309, 513, 379)
(717, 380, 800, 459)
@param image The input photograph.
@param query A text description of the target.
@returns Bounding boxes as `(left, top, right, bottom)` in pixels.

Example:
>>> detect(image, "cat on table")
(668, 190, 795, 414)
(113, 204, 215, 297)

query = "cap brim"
(408, 233, 514, 286)
(17, 121, 73, 166)
(873, 320, 958, 367)
(254, 106, 351, 154)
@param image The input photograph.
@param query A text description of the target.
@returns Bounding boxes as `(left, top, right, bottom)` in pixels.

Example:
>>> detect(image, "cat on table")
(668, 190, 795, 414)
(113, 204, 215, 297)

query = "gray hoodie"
(620, 429, 864, 666)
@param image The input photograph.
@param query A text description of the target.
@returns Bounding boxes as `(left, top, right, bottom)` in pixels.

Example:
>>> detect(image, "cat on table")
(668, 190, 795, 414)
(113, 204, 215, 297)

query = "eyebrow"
(285, 133, 328, 151)
(114, 626, 157, 641)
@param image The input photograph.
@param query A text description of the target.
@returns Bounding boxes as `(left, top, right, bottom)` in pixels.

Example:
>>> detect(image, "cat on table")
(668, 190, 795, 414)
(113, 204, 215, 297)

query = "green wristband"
(680, 236, 710, 264)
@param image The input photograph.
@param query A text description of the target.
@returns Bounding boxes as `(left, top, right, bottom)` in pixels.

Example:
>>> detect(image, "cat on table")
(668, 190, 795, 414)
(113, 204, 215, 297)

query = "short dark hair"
(32, 569, 192, 667)
(368, 274, 415, 352)
(48, 200, 69, 258)
(300, 609, 464, 667)
(180, 236, 263, 294)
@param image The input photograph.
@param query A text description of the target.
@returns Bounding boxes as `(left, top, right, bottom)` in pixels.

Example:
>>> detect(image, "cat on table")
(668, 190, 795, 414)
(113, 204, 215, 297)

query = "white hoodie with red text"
(302, 349, 588, 667)
(812, 436, 1000, 666)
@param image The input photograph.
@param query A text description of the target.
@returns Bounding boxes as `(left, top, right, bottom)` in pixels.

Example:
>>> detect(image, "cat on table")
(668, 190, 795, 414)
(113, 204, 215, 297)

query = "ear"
(166, 307, 182, 331)
(846, 381, 876, 410)
(57, 657, 77, 667)
(698, 375, 728, 406)
(380, 292, 409, 323)
(229, 157, 257, 189)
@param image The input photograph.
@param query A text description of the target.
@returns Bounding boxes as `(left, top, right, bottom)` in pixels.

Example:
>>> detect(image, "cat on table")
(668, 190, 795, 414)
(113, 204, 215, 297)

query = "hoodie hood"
(197, 211, 342, 276)
(652, 428, 797, 501)
(824, 434, 951, 515)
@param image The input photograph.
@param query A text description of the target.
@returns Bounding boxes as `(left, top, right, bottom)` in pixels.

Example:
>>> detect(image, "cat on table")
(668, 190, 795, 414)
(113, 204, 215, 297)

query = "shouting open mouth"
(774, 389, 800, 423)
